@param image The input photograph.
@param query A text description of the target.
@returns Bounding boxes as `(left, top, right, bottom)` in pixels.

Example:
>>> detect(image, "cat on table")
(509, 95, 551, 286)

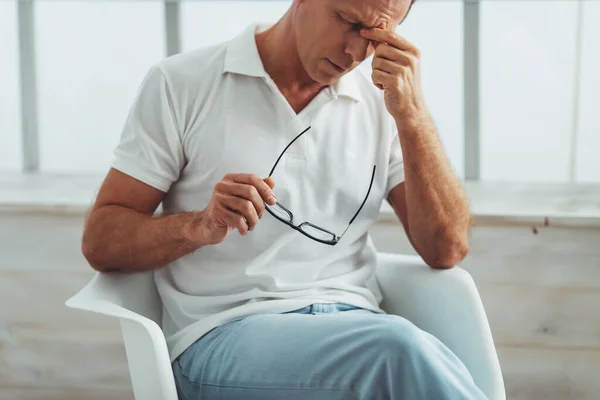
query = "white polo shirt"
(112, 23, 405, 362)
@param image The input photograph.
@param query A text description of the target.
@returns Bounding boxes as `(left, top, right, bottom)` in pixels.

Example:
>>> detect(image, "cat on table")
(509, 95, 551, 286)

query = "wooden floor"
(1, 212, 599, 399)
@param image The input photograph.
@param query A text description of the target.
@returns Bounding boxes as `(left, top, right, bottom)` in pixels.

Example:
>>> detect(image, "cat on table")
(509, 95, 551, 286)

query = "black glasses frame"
(265, 126, 376, 246)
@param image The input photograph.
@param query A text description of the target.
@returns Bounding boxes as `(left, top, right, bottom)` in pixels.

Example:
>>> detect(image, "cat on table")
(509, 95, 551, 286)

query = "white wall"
(0, 1, 22, 172)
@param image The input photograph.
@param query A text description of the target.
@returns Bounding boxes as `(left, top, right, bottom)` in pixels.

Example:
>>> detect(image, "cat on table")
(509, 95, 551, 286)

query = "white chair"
(65, 253, 506, 400)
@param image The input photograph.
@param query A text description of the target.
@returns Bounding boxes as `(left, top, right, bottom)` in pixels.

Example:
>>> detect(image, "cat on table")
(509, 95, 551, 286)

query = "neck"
(255, 14, 325, 98)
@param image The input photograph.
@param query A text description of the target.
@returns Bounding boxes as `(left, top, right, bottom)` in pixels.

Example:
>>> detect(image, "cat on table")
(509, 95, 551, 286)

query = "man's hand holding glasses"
(195, 173, 276, 245)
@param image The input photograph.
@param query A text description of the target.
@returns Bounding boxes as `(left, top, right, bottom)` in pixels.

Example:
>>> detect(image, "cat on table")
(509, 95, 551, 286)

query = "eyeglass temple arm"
(342, 165, 377, 238)
(268, 126, 312, 177)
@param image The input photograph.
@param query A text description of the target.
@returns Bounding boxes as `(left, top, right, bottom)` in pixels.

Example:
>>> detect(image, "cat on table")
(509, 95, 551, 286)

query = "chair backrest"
(90, 270, 163, 324)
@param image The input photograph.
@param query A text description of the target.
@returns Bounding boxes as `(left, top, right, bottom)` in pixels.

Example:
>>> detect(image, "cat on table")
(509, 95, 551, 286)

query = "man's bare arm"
(361, 28, 471, 269)
(82, 169, 204, 272)
(387, 124, 471, 269)
(82, 169, 277, 273)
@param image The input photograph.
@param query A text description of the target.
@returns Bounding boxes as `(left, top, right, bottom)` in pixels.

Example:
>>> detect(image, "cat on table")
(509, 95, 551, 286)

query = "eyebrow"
(337, 10, 378, 29)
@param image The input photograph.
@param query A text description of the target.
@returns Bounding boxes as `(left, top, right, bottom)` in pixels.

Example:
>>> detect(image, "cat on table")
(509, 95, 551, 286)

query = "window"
(35, 1, 165, 174)
(0, 1, 22, 172)
(3, 0, 597, 184)
(575, 1, 600, 183)
(181, 1, 292, 51)
(480, 1, 578, 182)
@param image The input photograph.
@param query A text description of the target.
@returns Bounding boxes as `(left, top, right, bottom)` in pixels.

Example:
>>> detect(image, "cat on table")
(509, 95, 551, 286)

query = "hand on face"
(360, 28, 426, 122)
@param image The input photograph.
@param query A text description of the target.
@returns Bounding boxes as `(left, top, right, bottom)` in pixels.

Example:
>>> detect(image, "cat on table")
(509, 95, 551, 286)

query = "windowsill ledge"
(1, 172, 599, 228)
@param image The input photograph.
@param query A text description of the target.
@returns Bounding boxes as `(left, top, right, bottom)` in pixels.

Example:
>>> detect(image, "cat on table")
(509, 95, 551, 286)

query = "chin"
(319, 74, 339, 86)
(313, 66, 342, 86)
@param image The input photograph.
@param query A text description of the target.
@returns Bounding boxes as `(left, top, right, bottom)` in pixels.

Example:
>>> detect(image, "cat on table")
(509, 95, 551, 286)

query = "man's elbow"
(81, 232, 109, 273)
(424, 234, 469, 269)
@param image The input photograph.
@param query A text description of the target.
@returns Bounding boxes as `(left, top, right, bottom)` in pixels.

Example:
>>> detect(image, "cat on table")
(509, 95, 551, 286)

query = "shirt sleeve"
(385, 121, 405, 197)
(111, 65, 185, 193)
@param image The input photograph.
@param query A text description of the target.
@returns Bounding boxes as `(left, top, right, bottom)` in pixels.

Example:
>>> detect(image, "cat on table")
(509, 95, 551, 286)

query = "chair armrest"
(65, 273, 179, 400)
(119, 319, 179, 400)
(375, 252, 505, 400)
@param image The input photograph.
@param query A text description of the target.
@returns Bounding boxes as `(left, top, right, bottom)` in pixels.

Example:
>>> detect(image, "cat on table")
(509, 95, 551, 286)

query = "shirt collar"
(223, 23, 363, 102)
(223, 23, 268, 78)
(331, 71, 363, 103)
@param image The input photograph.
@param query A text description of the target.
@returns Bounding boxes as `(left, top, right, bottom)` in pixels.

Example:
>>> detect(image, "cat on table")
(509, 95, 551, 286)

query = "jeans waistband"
(285, 303, 364, 315)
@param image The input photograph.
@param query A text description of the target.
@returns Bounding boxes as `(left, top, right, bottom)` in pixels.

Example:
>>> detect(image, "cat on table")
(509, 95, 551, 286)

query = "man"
(82, 0, 482, 398)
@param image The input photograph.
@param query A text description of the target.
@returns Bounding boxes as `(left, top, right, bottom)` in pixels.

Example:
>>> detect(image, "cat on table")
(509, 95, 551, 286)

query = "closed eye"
(337, 12, 362, 31)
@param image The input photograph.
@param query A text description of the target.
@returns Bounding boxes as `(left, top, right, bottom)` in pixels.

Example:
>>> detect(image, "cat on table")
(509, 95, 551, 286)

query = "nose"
(344, 32, 372, 63)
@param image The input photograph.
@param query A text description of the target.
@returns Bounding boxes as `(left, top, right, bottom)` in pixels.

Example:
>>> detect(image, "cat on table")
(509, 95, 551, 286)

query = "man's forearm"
(358, 25, 470, 267)
(82, 206, 205, 273)
(396, 114, 471, 267)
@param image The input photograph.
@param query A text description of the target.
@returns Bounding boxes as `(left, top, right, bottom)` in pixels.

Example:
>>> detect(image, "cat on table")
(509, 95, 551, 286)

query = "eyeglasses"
(265, 126, 376, 246)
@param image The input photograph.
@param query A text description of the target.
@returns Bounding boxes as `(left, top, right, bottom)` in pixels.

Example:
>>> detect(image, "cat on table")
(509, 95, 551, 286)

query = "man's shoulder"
(153, 40, 230, 87)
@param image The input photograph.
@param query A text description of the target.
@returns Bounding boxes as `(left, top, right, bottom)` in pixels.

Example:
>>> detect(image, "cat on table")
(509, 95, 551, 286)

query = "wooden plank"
(0, 214, 91, 271)
(479, 283, 600, 350)
(4, 211, 599, 282)
(1, 210, 600, 399)
(370, 223, 600, 288)
(0, 388, 132, 400)
(497, 346, 600, 400)
(465, 225, 600, 287)
(373, 223, 600, 353)
(0, 327, 130, 390)
(0, 271, 119, 329)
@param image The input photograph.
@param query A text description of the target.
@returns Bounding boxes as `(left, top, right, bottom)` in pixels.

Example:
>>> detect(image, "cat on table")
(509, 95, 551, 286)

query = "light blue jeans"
(172, 303, 488, 399)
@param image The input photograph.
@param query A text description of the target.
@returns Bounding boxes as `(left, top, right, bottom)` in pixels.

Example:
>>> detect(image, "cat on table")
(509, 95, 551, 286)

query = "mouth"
(327, 59, 348, 74)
